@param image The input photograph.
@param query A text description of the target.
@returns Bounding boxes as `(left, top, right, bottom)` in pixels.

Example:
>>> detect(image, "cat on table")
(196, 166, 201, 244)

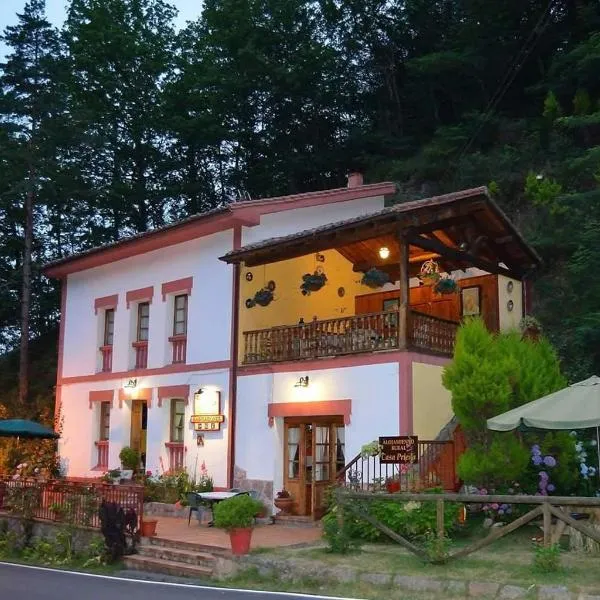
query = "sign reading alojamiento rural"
(379, 436, 419, 464)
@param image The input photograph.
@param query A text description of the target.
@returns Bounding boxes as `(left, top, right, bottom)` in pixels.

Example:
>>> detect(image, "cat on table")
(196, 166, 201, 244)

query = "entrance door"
(283, 417, 345, 519)
(130, 400, 148, 468)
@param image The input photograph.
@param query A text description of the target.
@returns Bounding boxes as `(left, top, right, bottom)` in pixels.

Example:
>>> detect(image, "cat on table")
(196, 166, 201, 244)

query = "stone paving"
(151, 515, 322, 549)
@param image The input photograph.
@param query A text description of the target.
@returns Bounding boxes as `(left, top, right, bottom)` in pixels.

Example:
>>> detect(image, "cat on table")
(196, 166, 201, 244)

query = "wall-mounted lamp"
(378, 246, 390, 260)
(294, 376, 310, 388)
(124, 378, 137, 389)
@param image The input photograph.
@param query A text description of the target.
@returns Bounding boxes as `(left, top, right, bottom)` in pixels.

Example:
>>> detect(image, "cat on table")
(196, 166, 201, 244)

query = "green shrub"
(423, 533, 452, 564)
(213, 495, 263, 530)
(324, 492, 457, 543)
(119, 447, 140, 471)
(533, 543, 561, 573)
(322, 506, 362, 554)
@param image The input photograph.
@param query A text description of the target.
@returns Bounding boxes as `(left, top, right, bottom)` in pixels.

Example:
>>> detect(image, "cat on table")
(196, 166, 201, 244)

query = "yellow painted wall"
(239, 249, 365, 340)
(497, 275, 523, 331)
(412, 362, 453, 440)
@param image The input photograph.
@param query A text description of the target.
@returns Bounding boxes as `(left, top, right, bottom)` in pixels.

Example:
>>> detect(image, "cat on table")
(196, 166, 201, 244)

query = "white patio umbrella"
(487, 375, 600, 469)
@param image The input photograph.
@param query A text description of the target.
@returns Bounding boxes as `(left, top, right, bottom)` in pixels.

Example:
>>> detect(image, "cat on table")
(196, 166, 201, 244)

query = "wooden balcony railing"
(99, 345, 112, 372)
(170, 335, 187, 364)
(165, 442, 185, 472)
(408, 310, 459, 355)
(242, 309, 458, 364)
(95, 440, 109, 469)
(132, 341, 148, 369)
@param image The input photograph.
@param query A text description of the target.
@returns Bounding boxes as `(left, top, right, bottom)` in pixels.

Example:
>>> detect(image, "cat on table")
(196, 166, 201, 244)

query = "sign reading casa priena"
(379, 436, 419, 464)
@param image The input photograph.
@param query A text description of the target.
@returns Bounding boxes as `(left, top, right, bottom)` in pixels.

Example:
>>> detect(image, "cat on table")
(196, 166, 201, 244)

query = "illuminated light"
(294, 376, 310, 388)
(378, 246, 390, 260)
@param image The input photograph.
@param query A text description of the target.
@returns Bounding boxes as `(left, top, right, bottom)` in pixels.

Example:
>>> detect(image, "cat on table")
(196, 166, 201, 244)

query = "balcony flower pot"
(213, 494, 263, 556)
(361, 268, 390, 289)
(141, 518, 158, 537)
(300, 271, 327, 295)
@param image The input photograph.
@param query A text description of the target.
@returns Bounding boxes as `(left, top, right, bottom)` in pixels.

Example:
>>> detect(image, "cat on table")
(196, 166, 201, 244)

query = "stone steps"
(273, 515, 321, 528)
(122, 555, 213, 579)
(139, 544, 217, 568)
(141, 536, 231, 557)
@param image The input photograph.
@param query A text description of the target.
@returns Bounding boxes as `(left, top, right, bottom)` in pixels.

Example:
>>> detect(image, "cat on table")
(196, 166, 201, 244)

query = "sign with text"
(192, 389, 224, 431)
(379, 436, 419, 464)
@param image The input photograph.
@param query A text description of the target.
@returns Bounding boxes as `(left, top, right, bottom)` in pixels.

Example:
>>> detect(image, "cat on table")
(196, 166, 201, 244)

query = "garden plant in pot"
(213, 494, 263, 555)
(273, 489, 294, 515)
(119, 446, 140, 475)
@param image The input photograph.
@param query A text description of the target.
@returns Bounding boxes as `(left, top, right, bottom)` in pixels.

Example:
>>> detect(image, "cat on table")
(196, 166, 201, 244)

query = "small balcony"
(95, 440, 109, 469)
(169, 335, 187, 364)
(132, 341, 148, 369)
(242, 309, 459, 364)
(99, 345, 113, 372)
(165, 442, 185, 472)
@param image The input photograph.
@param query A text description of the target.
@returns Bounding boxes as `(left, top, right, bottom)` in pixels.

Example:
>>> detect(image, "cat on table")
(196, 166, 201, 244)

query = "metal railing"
(165, 442, 185, 472)
(132, 341, 148, 369)
(95, 440, 109, 469)
(170, 335, 187, 364)
(337, 441, 458, 493)
(0, 478, 145, 529)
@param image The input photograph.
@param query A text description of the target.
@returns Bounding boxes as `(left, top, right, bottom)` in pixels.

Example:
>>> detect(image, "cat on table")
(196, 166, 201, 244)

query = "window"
(170, 399, 186, 443)
(137, 302, 150, 341)
(173, 294, 188, 336)
(104, 309, 115, 346)
(99, 402, 111, 441)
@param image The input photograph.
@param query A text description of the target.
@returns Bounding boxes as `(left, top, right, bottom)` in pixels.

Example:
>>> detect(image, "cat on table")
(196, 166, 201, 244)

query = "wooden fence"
(0, 478, 145, 530)
(334, 489, 600, 563)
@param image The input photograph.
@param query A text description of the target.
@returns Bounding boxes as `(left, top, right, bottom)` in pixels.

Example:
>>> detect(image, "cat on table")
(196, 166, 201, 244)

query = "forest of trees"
(1, 0, 600, 415)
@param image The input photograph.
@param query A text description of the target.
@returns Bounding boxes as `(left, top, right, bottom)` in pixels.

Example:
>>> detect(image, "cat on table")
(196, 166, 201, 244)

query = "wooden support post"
(398, 232, 408, 349)
(542, 502, 551, 547)
(436, 499, 445, 540)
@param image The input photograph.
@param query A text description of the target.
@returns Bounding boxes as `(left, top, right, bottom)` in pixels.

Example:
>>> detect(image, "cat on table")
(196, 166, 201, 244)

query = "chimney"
(347, 172, 364, 188)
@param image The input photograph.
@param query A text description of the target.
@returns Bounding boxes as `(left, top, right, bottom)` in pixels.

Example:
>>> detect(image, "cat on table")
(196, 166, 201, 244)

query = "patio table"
(196, 490, 249, 526)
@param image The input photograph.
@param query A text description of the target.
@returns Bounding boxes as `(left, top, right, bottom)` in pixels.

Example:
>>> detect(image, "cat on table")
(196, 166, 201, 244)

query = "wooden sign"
(379, 436, 418, 464)
(190, 414, 224, 424)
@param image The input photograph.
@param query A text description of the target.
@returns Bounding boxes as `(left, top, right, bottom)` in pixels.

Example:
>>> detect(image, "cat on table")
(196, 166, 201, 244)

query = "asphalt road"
(0, 562, 339, 600)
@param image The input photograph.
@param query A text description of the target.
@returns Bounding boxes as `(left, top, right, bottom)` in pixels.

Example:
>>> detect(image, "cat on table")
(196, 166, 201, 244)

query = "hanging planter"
(300, 270, 327, 295)
(419, 259, 441, 286)
(361, 268, 390, 289)
(246, 286, 274, 308)
(434, 277, 459, 295)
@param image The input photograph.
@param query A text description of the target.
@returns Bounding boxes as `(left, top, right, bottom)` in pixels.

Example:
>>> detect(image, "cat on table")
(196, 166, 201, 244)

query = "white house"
(44, 174, 540, 517)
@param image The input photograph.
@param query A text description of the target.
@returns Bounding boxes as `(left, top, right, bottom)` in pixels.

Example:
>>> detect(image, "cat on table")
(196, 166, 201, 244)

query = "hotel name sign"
(192, 389, 224, 431)
(379, 436, 419, 464)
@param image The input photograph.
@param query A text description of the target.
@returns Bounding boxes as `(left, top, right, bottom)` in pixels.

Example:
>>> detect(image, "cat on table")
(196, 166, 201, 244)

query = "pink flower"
(146, 470, 152, 477)
(491, 503, 499, 510)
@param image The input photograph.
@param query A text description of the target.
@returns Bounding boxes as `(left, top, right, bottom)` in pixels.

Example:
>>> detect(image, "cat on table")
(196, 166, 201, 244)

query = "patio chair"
(187, 492, 202, 526)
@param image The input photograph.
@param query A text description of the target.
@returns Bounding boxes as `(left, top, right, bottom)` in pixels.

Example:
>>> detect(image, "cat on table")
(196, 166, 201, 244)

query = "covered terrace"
(221, 187, 540, 364)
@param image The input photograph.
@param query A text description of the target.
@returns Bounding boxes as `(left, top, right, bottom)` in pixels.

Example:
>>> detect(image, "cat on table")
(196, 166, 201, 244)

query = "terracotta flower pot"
(141, 519, 158, 537)
(229, 527, 253, 555)
(274, 496, 294, 515)
(386, 480, 401, 493)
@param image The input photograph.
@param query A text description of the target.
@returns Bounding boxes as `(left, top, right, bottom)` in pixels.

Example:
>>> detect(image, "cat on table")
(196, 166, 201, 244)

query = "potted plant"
(253, 287, 274, 307)
(361, 268, 390, 289)
(119, 447, 140, 473)
(213, 494, 263, 555)
(519, 315, 542, 341)
(419, 259, 441, 286)
(433, 277, 458, 295)
(105, 468, 121, 484)
(300, 270, 327, 295)
(273, 489, 294, 515)
(386, 475, 401, 494)
(141, 517, 158, 537)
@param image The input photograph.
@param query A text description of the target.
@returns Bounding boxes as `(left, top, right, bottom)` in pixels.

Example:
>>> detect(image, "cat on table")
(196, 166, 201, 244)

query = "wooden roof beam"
(406, 233, 524, 279)
(351, 252, 440, 273)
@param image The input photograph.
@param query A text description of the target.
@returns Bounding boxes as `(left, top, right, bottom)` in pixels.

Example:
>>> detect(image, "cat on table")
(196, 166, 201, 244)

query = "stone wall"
(0, 514, 102, 553)
(233, 465, 273, 513)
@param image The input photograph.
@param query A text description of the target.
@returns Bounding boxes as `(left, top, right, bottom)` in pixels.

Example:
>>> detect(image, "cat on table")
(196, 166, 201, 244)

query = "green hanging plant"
(434, 277, 459, 295)
(361, 268, 390, 289)
(301, 270, 327, 295)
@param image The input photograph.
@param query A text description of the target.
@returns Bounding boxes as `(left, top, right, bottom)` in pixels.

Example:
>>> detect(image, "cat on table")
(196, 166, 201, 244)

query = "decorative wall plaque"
(379, 436, 419, 464)
(191, 389, 224, 431)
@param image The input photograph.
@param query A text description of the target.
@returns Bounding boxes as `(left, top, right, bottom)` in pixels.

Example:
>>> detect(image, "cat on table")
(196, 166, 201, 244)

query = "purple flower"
(531, 444, 541, 456)
(543, 456, 557, 468)
(479, 488, 488, 495)
(539, 471, 549, 481)
(532, 455, 543, 466)
(547, 484, 556, 493)
(498, 510, 505, 516)
(491, 503, 499, 510)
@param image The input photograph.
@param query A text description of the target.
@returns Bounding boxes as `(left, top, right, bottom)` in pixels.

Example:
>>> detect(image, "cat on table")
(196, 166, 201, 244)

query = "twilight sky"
(0, 0, 204, 57)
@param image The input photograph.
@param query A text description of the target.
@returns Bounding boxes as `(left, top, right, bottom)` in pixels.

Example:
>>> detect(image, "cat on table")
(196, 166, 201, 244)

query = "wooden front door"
(130, 400, 148, 468)
(284, 417, 345, 519)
